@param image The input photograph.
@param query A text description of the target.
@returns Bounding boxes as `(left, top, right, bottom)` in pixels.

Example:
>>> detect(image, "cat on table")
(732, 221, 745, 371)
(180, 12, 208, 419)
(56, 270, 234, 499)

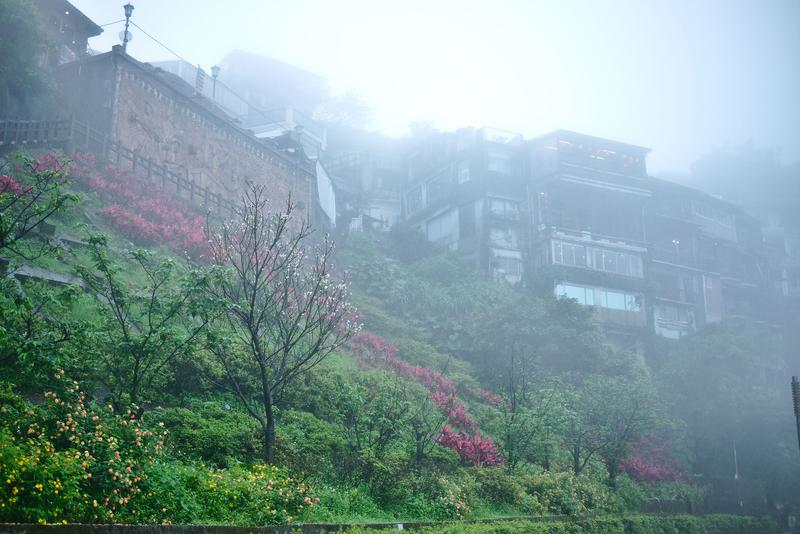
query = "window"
(487, 149, 512, 174)
(556, 282, 643, 312)
(602, 290, 626, 310)
(556, 283, 594, 306)
(551, 240, 643, 278)
(457, 161, 471, 184)
(488, 198, 520, 220)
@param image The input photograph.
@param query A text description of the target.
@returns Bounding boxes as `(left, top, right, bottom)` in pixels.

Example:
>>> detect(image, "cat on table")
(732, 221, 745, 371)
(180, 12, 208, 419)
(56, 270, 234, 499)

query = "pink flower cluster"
(478, 389, 503, 407)
(348, 331, 504, 466)
(620, 436, 684, 482)
(70, 153, 210, 260)
(32, 152, 69, 174)
(0, 174, 22, 195)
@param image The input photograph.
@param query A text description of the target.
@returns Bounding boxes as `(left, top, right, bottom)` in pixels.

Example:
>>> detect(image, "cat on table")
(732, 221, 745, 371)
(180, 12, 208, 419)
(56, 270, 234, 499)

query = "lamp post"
(211, 65, 220, 100)
(792, 376, 800, 454)
(122, 3, 134, 52)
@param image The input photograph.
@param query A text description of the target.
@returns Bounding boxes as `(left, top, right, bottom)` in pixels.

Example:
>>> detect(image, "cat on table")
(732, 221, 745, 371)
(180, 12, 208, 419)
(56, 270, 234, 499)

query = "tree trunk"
(264, 393, 275, 464)
(572, 443, 581, 476)
(415, 433, 424, 475)
(607, 459, 619, 485)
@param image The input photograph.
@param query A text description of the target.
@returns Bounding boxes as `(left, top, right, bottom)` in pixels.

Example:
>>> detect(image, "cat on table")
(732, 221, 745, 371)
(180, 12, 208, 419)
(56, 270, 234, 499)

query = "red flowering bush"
(436, 425, 505, 467)
(68, 152, 210, 261)
(349, 331, 503, 466)
(620, 436, 684, 482)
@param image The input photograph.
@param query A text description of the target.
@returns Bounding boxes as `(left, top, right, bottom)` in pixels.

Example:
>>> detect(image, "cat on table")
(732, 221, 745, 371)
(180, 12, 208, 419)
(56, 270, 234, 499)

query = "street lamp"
(211, 65, 221, 100)
(122, 3, 134, 52)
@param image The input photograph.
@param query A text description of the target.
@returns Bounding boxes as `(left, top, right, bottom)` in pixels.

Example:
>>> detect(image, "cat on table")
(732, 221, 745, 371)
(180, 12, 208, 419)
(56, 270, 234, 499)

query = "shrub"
(154, 402, 260, 467)
(0, 376, 166, 524)
(311, 485, 385, 522)
(523, 471, 617, 515)
(474, 467, 525, 507)
(274, 409, 344, 479)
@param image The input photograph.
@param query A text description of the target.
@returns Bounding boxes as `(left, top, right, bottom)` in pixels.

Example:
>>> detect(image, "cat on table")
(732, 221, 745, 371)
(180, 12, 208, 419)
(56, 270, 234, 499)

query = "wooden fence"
(0, 118, 237, 218)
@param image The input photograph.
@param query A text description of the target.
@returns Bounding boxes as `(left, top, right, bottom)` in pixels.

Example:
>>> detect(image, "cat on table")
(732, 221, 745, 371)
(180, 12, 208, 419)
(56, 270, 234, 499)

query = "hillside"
(0, 148, 796, 528)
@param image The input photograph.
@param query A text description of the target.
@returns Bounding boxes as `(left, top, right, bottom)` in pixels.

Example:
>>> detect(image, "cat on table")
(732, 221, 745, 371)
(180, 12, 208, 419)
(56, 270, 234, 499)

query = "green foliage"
(0, 0, 55, 114)
(275, 409, 344, 479)
(0, 277, 83, 392)
(523, 471, 620, 516)
(0, 153, 78, 259)
(0, 377, 167, 524)
(310, 485, 385, 522)
(75, 235, 216, 409)
(139, 463, 317, 525)
(154, 402, 260, 467)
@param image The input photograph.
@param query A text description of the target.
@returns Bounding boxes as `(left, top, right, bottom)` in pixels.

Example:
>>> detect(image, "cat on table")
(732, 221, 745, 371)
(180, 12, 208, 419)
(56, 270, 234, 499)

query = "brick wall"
(110, 64, 313, 219)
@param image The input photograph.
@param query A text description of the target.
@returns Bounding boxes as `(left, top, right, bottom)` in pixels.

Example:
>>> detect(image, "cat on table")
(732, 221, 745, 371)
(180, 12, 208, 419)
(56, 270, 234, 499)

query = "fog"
(70, 0, 800, 174)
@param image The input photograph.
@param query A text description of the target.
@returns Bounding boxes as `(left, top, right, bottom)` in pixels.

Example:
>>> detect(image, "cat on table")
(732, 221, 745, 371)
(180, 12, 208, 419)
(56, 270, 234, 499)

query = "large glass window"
(555, 283, 595, 306)
(556, 282, 642, 312)
(552, 240, 643, 278)
(602, 290, 626, 310)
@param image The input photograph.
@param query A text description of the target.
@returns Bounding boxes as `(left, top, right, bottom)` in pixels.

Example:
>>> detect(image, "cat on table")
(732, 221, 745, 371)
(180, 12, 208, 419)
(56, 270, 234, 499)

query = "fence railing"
(0, 118, 237, 218)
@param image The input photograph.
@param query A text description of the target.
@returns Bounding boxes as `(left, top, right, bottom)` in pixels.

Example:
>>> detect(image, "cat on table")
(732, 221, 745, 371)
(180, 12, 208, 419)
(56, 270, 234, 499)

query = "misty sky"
(69, 0, 800, 174)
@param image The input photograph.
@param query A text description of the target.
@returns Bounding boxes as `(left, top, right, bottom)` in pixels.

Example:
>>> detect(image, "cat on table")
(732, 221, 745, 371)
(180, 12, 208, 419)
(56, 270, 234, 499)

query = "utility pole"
(792, 376, 800, 454)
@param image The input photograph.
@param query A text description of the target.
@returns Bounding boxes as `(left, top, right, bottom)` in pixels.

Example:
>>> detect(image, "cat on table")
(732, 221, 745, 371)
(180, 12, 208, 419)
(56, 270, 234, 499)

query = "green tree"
(0, 0, 54, 115)
(76, 236, 216, 411)
(0, 277, 80, 391)
(564, 373, 657, 483)
(0, 154, 77, 259)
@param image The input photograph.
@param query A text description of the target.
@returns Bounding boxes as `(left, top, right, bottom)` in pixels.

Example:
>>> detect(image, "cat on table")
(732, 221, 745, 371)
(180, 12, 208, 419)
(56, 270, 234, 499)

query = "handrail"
(0, 118, 237, 218)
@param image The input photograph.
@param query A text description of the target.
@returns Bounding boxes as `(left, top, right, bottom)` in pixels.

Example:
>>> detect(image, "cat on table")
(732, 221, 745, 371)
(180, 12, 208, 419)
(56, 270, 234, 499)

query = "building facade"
(402, 127, 773, 349)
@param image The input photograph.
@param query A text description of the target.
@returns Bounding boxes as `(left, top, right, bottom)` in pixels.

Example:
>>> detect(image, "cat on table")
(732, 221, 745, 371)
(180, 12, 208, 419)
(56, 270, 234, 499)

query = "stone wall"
(110, 58, 313, 220)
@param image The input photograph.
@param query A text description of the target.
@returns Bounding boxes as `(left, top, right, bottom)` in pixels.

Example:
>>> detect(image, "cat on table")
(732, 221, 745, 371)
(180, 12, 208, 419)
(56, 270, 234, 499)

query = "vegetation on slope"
(0, 149, 793, 528)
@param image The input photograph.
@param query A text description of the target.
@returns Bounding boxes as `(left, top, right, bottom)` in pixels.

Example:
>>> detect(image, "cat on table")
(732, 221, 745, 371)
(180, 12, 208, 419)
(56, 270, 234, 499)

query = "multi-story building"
(647, 179, 769, 339)
(527, 131, 651, 349)
(403, 127, 527, 282)
(401, 127, 772, 349)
